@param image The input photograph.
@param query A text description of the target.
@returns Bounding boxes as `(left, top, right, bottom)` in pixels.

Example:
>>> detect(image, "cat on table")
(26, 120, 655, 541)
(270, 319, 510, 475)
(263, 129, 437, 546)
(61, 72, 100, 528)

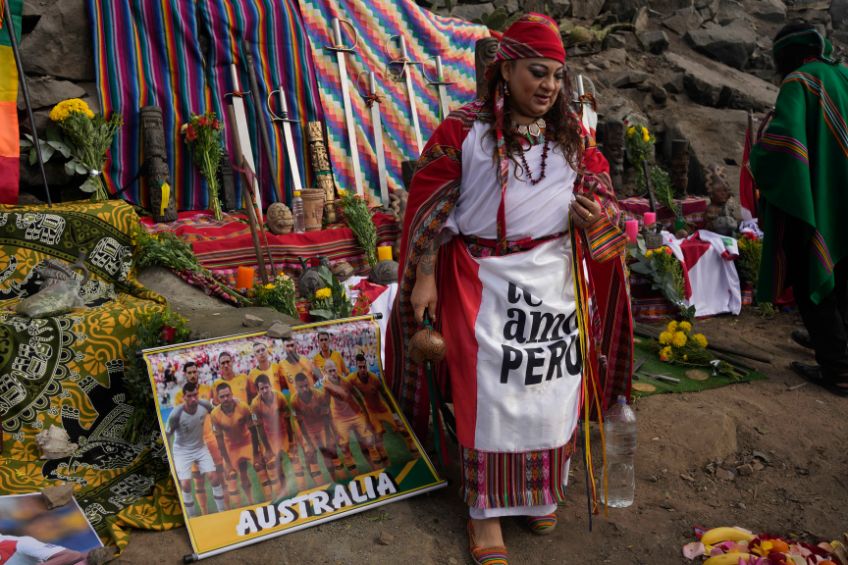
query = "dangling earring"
(503, 82, 511, 97)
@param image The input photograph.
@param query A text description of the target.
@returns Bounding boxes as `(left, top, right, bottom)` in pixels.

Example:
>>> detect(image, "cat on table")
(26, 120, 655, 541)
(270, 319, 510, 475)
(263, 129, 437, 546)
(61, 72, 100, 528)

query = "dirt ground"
(118, 307, 848, 564)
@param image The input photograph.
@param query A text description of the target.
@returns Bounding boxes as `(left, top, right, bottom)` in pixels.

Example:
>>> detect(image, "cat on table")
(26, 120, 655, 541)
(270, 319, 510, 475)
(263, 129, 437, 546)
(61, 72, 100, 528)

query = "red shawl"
(385, 100, 633, 438)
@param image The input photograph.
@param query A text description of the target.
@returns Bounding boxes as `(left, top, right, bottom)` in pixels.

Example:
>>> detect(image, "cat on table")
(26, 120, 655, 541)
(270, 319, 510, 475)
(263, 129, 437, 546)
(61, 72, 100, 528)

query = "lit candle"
(377, 245, 393, 262)
(643, 212, 656, 227)
(236, 266, 255, 291)
(625, 219, 639, 244)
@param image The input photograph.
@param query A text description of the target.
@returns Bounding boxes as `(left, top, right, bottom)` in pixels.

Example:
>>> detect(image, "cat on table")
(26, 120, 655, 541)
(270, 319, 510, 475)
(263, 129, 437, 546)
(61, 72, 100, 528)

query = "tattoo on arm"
(417, 239, 439, 275)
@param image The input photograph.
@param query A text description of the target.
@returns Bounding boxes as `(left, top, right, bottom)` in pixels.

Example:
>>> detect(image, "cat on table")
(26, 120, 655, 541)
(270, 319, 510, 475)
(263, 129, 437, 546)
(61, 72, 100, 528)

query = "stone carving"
(140, 106, 177, 222)
(306, 122, 337, 223)
(475, 37, 499, 99)
(266, 202, 293, 235)
(704, 164, 740, 235)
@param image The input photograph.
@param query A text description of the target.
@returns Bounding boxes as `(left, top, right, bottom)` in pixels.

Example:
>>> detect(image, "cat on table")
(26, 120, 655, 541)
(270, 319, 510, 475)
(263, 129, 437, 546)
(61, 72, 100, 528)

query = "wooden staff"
(225, 103, 270, 284)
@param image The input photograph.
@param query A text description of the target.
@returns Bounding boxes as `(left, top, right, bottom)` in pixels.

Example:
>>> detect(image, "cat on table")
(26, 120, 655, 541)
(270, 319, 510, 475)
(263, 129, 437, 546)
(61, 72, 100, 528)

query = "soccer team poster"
(143, 316, 445, 559)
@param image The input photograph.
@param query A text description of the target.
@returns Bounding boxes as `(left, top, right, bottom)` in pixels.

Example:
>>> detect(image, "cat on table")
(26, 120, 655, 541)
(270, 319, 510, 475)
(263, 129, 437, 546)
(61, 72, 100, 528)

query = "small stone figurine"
(267, 202, 294, 235)
(704, 165, 741, 236)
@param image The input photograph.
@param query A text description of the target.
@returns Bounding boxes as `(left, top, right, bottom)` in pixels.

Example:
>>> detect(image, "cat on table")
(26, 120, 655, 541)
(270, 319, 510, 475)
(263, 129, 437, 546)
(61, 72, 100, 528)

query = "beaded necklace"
(514, 119, 550, 186)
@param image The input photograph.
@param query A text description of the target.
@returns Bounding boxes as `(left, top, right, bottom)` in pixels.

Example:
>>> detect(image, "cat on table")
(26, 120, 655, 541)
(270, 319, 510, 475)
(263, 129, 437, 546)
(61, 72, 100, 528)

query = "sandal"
(467, 520, 509, 565)
(524, 512, 558, 535)
(790, 362, 848, 397)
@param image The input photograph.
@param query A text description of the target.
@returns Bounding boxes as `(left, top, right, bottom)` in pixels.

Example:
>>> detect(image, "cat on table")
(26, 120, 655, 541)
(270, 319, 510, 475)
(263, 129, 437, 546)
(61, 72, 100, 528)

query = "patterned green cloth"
(749, 59, 848, 304)
(0, 201, 183, 551)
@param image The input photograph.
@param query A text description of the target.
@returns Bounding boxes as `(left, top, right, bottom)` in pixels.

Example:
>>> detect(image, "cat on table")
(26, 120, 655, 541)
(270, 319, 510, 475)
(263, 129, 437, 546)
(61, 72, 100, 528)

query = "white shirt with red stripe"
(0, 535, 65, 565)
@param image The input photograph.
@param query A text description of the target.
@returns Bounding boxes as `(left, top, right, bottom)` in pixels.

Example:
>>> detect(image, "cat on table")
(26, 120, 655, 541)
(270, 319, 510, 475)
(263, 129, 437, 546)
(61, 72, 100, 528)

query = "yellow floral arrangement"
(252, 273, 298, 318)
(657, 319, 711, 365)
(308, 266, 353, 321)
(22, 98, 123, 201)
(625, 123, 654, 168)
(49, 98, 95, 121)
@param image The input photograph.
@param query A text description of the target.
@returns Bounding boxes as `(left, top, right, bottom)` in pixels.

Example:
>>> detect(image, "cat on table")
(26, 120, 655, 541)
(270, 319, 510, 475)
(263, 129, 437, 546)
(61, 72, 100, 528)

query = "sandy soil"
(118, 307, 848, 564)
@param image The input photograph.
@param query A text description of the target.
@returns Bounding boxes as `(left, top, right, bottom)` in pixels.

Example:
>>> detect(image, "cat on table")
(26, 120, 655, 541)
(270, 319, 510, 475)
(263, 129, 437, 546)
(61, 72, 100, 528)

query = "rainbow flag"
(87, 0, 323, 211)
(0, 0, 21, 204)
(299, 0, 489, 201)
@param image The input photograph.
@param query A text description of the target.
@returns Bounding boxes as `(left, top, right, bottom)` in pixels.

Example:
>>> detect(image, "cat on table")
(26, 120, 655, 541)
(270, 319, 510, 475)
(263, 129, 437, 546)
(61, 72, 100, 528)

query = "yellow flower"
(315, 287, 332, 299)
(641, 127, 651, 143)
(337, 189, 348, 198)
(666, 321, 678, 333)
(264, 283, 275, 290)
(646, 249, 654, 258)
(658, 331, 673, 345)
(693, 333, 708, 348)
(672, 331, 688, 347)
(626, 126, 636, 137)
(659, 346, 672, 362)
(679, 321, 692, 333)
(49, 98, 94, 122)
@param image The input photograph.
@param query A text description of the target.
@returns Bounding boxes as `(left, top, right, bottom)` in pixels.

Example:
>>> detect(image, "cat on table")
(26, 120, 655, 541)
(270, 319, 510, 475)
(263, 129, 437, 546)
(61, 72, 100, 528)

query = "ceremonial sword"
(267, 85, 304, 200)
(422, 55, 454, 122)
(386, 34, 424, 154)
(324, 18, 365, 198)
(359, 71, 390, 206)
(228, 64, 263, 222)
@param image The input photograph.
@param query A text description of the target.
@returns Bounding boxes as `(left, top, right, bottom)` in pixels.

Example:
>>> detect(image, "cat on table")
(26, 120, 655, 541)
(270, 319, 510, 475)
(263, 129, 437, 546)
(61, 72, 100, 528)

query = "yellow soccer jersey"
(347, 372, 390, 414)
(291, 389, 331, 430)
(174, 382, 213, 405)
(279, 357, 317, 390)
(210, 400, 253, 450)
(250, 391, 293, 447)
(313, 350, 348, 376)
(248, 365, 283, 394)
(212, 373, 254, 405)
(325, 378, 363, 421)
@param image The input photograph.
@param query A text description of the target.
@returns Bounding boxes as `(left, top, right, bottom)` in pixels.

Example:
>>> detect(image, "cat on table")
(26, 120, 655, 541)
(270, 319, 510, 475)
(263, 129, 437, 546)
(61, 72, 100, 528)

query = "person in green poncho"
(749, 22, 848, 396)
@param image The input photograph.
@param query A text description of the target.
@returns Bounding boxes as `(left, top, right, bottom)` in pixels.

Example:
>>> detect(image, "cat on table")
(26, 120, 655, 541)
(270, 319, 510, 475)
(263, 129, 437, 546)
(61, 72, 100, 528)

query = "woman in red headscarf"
(386, 13, 632, 564)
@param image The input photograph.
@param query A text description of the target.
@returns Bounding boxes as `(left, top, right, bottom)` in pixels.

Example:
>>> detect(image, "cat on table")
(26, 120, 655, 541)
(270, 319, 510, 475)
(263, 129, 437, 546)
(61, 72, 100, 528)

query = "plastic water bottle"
(292, 190, 305, 233)
(602, 395, 637, 508)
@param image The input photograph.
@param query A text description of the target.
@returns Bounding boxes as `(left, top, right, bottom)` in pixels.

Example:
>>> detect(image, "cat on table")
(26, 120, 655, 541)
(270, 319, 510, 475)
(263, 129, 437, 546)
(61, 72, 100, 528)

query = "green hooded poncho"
(750, 31, 848, 304)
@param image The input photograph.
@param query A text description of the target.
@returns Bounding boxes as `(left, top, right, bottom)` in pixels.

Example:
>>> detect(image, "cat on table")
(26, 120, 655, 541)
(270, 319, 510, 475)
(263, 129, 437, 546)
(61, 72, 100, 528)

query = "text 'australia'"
(236, 472, 398, 536)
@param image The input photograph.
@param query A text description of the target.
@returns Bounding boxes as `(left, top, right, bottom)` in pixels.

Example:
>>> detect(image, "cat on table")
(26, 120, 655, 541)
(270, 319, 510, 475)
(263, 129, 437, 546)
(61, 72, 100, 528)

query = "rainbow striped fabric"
(87, 0, 323, 210)
(0, 0, 21, 204)
(299, 0, 489, 202)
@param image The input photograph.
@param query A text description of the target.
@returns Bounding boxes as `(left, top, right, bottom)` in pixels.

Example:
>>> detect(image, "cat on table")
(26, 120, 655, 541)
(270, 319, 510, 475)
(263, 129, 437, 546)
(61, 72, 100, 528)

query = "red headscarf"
(494, 13, 566, 65)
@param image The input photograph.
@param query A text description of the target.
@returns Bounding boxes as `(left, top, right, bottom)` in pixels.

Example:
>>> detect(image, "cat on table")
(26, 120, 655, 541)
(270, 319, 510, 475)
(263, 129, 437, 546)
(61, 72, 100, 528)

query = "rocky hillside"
(14, 0, 848, 200)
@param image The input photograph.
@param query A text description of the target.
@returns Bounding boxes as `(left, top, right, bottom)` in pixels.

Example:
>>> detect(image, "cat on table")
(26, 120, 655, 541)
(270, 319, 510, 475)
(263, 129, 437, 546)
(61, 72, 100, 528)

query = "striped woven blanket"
(140, 211, 400, 287)
(299, 0, 489, 201)
(0, 0, 21, 204)
(87, 0, 323, 211)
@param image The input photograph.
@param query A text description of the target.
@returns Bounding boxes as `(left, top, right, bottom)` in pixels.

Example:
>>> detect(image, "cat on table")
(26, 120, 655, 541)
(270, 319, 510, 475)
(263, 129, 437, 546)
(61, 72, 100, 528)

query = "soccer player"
(247, 341, 284, 394)
(210, 382, 271, 507)
(173, 362, 212, 404)
(290, 373, 345, 484)
(212, 351, 256, 406)
(279, 338, 321, 391)
(312, 331, 348, 376)
(166, 382, 226, 516)
(322, 362, 382, 473)
(0, 534, 90, 565)
(347, 354, 418, 464)
(249, 373, 306, 495)
(172, 361, 216, 514)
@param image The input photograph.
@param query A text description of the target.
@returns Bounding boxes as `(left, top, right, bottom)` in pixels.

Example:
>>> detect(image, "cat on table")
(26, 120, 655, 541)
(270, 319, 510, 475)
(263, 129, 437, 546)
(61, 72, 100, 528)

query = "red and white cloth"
(440, 236, 582, 452)
(662, 229, 742, 317)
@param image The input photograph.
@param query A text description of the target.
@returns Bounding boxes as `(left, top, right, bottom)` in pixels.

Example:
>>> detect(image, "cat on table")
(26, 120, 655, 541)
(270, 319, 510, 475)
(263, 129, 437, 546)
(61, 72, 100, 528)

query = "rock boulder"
(20, 0, 94, 81)
(685, 23, 758, 69)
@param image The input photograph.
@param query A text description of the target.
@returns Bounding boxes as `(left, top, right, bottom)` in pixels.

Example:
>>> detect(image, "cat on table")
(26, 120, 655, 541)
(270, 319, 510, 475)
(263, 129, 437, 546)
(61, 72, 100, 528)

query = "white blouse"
(443, 120, 577, 240)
